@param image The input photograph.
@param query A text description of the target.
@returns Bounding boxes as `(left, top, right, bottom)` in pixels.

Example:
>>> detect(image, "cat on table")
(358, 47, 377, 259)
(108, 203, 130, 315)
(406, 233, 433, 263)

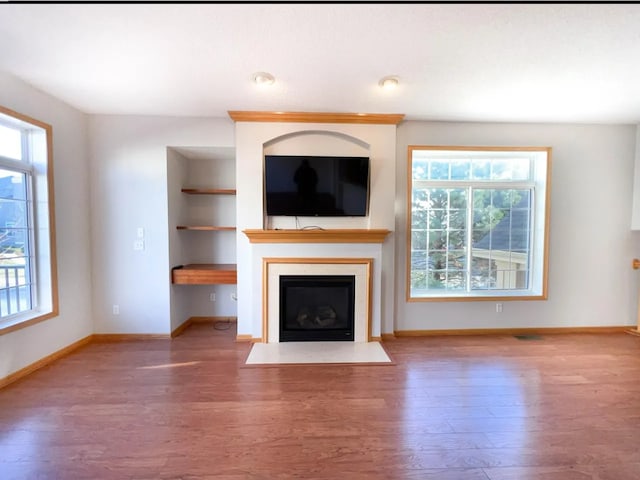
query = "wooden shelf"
(243, 229, 391, 244)
(172, 264, 237, 285)
(176, 226, 236, 231)
(181, 188, 236, 195)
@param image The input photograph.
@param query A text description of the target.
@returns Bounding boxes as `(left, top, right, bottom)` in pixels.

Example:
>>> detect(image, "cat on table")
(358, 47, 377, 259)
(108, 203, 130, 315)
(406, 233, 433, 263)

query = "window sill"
(0, 309, 57, 336)
(408, 292, 547, 302)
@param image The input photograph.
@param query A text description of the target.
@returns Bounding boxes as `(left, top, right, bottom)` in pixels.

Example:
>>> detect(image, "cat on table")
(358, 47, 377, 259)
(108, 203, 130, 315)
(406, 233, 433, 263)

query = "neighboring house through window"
(0, 106, 57, 333)
(407, 146, 551, 301)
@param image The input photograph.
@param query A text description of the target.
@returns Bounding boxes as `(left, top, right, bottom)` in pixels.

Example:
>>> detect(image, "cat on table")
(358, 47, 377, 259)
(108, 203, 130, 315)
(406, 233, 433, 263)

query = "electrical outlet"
(210, 293, 216, 302)
(496, 303, 503, 313)
(133, 240, 144, 251)
(113, 304, 119, 315)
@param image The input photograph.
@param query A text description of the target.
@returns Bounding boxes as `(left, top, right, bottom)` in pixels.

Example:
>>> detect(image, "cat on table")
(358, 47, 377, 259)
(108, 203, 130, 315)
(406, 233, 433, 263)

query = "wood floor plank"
(1, 326, 640, 479)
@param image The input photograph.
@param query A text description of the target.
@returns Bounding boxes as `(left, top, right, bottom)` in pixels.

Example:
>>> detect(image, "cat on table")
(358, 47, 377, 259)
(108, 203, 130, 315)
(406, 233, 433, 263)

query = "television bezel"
(263, 154, 370, 217)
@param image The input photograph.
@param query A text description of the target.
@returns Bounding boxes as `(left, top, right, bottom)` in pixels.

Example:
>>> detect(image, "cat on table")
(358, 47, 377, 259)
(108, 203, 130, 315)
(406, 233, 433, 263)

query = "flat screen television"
(264, 155, 370, 217)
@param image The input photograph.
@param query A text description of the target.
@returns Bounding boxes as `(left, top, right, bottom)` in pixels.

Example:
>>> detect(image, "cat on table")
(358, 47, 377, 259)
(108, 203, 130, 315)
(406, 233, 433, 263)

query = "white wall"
(88, 116, 234, 334)
(395, 121, 639, 331)
(2, 64, 636, 383)
(3, 69, 636, 382)
(0, 71, 93, 378)
(166, 148, 190, 332)
(629, 125, 640, 229)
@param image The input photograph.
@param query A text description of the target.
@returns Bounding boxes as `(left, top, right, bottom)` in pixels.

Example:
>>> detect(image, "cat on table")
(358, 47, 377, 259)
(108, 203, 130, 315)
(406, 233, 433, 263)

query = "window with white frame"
(0, 107, 57, 332)
(407, 146, 551, 301)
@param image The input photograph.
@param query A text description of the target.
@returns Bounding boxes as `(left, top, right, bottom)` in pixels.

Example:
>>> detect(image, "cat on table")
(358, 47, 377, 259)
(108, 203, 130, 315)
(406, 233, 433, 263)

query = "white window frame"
(0, 106, 58, 334)
(407, 146, 551, 302)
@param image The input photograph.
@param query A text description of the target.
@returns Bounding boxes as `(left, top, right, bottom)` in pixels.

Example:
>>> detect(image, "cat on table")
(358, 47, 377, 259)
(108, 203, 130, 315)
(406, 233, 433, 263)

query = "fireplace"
(263, 258, 373, 343)
(279, 275, 355, 342)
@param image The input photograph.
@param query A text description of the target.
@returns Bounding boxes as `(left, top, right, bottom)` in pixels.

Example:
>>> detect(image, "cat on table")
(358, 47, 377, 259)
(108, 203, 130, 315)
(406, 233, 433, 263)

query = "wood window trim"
(406, 145, 551, 302)
(0, 105, 59, 336)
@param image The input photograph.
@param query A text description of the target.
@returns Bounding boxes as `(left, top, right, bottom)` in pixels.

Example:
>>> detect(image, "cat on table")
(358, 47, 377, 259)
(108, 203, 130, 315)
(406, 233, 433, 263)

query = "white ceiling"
(2, 3, 640, 123)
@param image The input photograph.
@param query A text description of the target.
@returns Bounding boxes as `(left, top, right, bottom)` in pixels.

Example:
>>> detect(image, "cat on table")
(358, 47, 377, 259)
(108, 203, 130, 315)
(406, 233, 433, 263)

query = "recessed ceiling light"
(379, 76, 399, 90)
(253, 72, 275, 86)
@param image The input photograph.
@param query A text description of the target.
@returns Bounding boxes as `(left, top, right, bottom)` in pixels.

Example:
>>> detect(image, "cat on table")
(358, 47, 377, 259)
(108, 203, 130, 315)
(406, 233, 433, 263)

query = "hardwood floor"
(1, 324, 640, 479)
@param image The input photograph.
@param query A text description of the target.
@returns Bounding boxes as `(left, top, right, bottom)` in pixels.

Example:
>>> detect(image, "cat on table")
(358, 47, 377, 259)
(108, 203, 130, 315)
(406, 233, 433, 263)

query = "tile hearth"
(245, 341, 392, 365)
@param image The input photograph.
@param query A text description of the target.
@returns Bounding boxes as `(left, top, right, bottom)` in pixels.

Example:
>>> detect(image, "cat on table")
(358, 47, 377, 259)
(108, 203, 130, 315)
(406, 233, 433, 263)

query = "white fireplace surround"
(264, 258, 372, 343)
(234, 118, 398, 341)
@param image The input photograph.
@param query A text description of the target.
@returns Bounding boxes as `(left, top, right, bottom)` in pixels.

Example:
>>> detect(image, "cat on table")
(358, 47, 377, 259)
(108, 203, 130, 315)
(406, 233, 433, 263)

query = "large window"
(408, 146, 551, 301)
(0, 106, 57, 333)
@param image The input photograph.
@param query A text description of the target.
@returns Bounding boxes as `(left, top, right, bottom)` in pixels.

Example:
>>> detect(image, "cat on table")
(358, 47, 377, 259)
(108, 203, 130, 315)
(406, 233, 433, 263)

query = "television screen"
(265, 155, 370, 217)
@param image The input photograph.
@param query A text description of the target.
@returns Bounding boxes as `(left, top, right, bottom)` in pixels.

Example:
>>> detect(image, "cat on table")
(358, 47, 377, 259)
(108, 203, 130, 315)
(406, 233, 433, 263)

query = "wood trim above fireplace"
(244, 229, 390, 244)
(228, 111, 404, 125)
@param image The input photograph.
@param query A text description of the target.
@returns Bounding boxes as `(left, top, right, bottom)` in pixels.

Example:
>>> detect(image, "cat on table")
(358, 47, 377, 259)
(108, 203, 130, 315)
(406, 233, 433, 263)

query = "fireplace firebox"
(279, 275, 355, 342)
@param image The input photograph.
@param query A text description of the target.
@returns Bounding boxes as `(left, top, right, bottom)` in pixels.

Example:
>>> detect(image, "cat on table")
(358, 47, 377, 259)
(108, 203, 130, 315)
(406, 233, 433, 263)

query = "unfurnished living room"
(1, 3, 640, 479)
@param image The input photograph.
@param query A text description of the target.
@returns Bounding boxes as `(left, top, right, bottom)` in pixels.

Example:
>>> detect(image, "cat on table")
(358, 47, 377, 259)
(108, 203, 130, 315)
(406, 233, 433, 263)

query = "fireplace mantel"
(243, 229, 391, 244)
